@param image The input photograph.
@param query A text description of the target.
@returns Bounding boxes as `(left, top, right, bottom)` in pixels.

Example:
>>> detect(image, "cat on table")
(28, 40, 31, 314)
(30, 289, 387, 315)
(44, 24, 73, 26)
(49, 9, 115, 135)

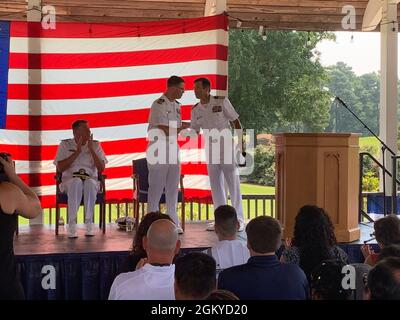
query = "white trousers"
(62, 178, 99, 225)
(147, 163, 180, 226)
(207, 163, 245, 223)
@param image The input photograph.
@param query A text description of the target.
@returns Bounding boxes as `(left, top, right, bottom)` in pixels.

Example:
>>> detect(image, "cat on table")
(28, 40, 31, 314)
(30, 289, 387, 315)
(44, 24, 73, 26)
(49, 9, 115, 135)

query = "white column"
(27, 0, 41, 21)
(27, 0, 44, 226)
(380, 0, 398, 194)
(204, 0, 227, 16)
(204, 0, 229, 198)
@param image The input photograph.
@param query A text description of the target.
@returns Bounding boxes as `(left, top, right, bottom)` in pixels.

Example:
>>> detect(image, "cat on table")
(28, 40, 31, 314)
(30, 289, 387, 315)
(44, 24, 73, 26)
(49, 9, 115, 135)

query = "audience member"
(364, 257, 400, 300)
(119, 212, 173, 273)
(204, 205, 249, 275)
(0, 154, 42, 300)
(362, 215, 400, 266)
(205, 289, 239, 300)
(218, 216, 309, 300)
(310, 260, 352, 300)
(281, 205, 348, 281)
(174, 252, 216, 300)
(109, 219, 180, 300)
(376, 244, 400, 263)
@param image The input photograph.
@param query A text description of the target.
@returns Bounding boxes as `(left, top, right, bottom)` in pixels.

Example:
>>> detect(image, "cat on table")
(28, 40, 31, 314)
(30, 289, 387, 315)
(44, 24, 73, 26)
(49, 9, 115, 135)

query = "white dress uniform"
(146, 94, 182, 227)
(54, 139, 108, 227)
(190, 96, 245, 224)
(108, 264, 175, 300)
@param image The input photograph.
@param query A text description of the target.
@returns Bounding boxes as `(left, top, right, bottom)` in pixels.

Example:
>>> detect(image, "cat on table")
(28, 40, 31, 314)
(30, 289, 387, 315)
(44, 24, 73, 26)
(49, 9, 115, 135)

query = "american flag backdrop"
(0, 14, 228, 208)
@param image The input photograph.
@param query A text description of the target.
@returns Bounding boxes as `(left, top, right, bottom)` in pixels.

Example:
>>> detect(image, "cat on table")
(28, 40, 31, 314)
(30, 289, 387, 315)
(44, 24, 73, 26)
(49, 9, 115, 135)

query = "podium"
(273, 133, 361, 242)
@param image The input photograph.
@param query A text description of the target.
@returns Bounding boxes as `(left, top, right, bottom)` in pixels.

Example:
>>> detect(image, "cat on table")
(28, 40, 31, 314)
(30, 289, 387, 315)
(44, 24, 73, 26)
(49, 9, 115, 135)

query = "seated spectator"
(361, 215, 400, 266)
(364, 257, 400, 300)
(204, 205, 250, 275)
(108, 219, 180, 300)
(0, 154, 42, 300)
(174, 252, 216, 300)
(206, 289, 239, 300)
(119, 212, 173, 273)
(310, 260, 352, 300)
(348, 263, 372, 300)
(218, 216, 309, 300)
(281, 205, 348, 281)
(376, 244, 400, 262)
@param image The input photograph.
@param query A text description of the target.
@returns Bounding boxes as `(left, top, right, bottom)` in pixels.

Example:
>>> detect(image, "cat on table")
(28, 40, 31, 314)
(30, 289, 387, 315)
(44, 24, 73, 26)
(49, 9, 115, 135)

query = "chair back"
(132, 158, 149, 192)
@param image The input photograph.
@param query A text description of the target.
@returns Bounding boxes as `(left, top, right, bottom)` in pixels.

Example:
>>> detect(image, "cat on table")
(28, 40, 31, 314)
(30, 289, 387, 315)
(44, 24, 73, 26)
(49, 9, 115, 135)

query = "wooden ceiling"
(0, 0, 398, 31)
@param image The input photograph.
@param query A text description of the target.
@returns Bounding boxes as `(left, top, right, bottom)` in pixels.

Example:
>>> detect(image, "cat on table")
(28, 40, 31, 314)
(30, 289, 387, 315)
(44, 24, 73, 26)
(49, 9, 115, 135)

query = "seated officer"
(54, 120, 108, 238)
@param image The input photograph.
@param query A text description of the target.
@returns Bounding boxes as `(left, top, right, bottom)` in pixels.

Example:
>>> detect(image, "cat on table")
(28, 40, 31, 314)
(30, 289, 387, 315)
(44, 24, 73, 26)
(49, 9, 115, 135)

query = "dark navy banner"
(0, 21, 10, 129)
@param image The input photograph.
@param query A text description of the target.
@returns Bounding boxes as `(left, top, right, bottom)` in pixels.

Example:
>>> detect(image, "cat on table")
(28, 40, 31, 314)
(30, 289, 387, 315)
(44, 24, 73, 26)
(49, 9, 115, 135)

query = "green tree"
(325, 62, 380, 135)
(228, 29, 334, 135)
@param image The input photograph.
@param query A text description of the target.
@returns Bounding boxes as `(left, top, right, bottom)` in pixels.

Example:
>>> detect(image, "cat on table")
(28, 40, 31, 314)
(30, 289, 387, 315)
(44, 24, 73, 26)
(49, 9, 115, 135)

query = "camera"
(0, 152, 11, 182)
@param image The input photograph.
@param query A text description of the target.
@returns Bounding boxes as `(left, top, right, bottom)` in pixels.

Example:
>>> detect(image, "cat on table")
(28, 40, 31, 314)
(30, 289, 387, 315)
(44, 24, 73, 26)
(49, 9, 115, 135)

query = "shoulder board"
(157, 98, 165, 104)
(192, 103, 199, 109)
(93, 140, 99, 143)
(175, 100, 181, 105)
(214, 96, 225, 100)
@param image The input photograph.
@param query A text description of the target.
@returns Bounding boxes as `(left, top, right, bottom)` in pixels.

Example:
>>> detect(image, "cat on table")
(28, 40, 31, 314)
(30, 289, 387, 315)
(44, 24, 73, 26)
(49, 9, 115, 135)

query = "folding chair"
(54, 171, 106, 235)
(132, 158, 185, 231)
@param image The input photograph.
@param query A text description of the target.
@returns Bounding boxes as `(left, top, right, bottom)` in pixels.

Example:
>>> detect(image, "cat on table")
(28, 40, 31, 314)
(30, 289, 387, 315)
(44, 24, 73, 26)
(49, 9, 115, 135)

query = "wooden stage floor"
(14, 221, 375, 256)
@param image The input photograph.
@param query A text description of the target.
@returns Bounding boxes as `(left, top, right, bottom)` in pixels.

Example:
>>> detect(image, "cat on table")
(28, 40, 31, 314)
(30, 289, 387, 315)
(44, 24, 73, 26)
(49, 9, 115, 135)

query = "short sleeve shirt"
(53, 138, 108, 182)
(148, 94, 182, 132)
(190, 96, 239, 131)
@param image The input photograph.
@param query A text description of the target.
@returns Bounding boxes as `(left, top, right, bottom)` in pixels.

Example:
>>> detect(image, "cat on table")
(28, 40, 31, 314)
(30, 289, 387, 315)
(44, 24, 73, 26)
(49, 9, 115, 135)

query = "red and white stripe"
(0, 14, 228, 207)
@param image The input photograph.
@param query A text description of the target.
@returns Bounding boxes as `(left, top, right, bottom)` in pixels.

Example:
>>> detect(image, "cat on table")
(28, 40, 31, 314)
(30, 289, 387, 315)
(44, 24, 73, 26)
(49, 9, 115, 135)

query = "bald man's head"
(146, 219, 179, 252)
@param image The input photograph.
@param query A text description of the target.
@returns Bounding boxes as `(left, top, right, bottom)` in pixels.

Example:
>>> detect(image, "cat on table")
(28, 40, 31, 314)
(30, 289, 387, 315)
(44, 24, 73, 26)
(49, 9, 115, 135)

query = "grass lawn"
(241, 183, 275, 195)
(19, 183, 276, 226)
(359, 136, 379, 152)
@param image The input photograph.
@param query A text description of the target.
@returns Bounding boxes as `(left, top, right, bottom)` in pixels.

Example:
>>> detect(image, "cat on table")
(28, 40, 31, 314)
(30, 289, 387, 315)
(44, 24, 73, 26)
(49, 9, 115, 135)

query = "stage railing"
(359, 152, 400, 222)
(18, 194, 276, 227)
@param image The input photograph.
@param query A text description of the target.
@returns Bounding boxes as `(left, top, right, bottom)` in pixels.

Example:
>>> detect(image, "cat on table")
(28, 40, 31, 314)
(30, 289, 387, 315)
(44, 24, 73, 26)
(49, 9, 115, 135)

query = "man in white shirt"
(190, 78, 245, 231)
(54, 120, 108, 238)
(146, 76, 190, 234)
(108, 219, 180, 300)
(204, 205, 250, 275)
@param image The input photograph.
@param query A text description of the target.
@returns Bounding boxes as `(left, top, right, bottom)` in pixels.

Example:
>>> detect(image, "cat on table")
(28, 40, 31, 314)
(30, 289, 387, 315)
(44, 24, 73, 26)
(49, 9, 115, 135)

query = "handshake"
(178, 122, 195, 137)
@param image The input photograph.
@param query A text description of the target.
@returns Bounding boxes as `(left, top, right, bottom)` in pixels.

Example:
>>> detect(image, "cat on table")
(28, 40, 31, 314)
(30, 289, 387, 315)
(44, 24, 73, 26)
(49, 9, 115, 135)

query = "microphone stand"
(334, 96, 396, 243)
(334, 96, 395, 157)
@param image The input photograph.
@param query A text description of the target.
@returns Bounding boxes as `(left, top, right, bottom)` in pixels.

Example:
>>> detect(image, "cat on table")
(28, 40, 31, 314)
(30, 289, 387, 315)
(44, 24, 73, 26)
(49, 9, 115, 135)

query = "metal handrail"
(359, 152, 399, 180)
(391, 155, 400, 214)
(359, 152, 400, 221)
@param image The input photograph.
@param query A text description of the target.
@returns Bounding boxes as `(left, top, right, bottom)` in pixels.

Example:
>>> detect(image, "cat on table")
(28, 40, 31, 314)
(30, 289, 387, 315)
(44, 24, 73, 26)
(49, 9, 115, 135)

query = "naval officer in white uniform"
(190, 78, 245, 231)
(54, 120, 108, 238)
(146, 76, 190, 234)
